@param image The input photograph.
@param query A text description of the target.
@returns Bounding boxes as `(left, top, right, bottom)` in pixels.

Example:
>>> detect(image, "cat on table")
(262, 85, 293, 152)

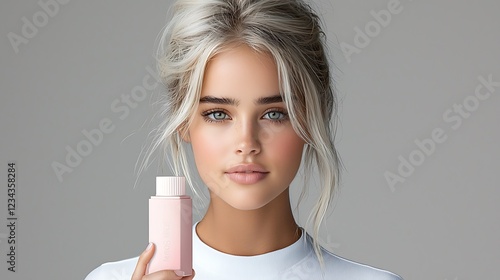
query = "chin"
(226, 200, 270, 211)
(238, 199, 269, 210)
(220, 189, 280, 211)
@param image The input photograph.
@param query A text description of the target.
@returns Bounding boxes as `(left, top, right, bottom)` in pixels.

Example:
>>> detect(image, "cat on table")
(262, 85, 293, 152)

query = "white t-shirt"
(85, 222, 403, 280)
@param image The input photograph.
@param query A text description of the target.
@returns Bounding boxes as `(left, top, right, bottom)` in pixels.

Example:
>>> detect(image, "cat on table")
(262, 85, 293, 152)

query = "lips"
(225, 164, 269, 185)
(225, 164, 269, 174)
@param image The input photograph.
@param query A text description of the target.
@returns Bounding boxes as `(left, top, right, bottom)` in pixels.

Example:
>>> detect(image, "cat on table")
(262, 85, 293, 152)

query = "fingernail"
(145, 242, 152, 251)
(175, 270, 185, 277)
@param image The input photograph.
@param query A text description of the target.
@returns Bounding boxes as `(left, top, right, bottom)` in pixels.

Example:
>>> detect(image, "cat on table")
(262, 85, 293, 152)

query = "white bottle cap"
(156, 176, 185, 196)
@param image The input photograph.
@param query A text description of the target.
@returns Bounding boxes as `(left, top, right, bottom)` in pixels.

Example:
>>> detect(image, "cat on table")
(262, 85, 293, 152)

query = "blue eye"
(201, 109, 288, 124)
(210, 111, 227, 120)
(263, 110, 288, 123)
(202, 110, 230, 123)
(265, 111, 283, 120)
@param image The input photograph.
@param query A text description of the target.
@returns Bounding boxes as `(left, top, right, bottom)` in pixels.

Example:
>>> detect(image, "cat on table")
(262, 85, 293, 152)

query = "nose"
(235, 118, 261, 155)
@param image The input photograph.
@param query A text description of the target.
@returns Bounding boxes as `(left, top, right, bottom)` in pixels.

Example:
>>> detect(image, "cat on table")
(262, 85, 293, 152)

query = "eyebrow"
(199, 95, 283, 106)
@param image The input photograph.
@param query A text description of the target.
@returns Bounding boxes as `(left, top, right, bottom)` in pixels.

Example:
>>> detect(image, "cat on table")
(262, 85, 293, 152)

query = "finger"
(141, 270, 183, 280)
(131, 242, 155, 280)
(183, 269, 196, 280)
(142, 268, 195, 280)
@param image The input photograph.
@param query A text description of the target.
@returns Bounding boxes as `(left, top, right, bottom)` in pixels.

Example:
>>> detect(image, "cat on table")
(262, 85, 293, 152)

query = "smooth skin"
(191, 44, 304, 256)
(132, 44, 304, 278)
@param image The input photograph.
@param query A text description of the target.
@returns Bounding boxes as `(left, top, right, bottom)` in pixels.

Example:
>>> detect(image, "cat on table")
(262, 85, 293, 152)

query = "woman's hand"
(131, 243, 195, 280)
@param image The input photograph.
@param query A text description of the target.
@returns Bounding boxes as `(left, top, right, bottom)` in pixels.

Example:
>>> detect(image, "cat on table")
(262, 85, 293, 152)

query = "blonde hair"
(138, 0, 343, 270)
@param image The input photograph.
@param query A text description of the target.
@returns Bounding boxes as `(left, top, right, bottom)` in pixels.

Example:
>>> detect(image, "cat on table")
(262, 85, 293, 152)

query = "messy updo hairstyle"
(138, 0, 342, 268)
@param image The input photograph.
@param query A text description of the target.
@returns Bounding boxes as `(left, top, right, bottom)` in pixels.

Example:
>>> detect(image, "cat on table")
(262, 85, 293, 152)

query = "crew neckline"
(192, 221, 313, 276)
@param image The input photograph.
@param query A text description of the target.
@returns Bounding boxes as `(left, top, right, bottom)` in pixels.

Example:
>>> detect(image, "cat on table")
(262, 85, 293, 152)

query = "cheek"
(190, 126, 230, 167)
(266, 129, 304, 162)
(189, 128, 228, 192)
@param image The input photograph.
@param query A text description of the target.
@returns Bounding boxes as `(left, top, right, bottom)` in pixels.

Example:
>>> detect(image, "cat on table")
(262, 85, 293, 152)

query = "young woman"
(86, 0, 403, 279)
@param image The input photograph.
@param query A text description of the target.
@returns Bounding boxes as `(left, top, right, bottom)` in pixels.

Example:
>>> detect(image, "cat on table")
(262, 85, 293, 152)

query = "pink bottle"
(147, 176, 192, 276)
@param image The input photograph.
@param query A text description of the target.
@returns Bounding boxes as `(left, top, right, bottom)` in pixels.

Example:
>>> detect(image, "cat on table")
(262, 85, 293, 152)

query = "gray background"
(1, 0, 498, 279)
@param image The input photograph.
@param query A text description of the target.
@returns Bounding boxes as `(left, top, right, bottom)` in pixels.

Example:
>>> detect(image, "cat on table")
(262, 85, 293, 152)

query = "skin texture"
(189, 45, 304, 256)
(133, 45, 305, 279)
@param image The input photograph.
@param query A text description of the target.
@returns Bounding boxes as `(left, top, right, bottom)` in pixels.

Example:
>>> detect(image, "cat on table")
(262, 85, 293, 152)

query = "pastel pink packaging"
(147, 176, 192, 276)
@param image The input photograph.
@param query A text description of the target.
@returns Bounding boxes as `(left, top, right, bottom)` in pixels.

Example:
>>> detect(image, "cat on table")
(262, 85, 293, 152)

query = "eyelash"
(201, 108, 289, 124)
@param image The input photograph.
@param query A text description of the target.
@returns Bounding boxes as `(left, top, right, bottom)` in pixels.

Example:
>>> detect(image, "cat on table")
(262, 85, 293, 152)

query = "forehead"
(201, 45, 279, 98)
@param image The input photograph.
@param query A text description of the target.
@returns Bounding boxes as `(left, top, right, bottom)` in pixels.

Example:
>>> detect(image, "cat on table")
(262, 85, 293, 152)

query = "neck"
(196, 188, 301, 256)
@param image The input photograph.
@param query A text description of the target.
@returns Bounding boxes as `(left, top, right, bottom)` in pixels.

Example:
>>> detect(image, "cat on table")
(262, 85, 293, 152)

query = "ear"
(178, 127, 191, 143)
(181, 133, 191, 143)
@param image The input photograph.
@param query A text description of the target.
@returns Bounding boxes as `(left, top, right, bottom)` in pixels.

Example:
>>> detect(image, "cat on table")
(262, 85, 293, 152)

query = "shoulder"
(282, 234, 403, 280)
(84, 256, 138, 280)
(319, 248, 404, 280)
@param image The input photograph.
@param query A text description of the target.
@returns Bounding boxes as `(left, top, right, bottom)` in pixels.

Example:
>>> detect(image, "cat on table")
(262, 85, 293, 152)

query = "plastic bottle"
(147, 176, 192, 276)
